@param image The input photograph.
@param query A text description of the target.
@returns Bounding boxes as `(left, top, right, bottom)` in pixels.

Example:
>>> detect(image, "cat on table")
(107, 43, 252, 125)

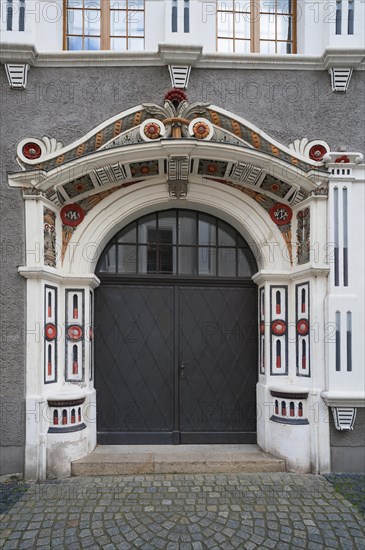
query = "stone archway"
(9, 95, 333, 478)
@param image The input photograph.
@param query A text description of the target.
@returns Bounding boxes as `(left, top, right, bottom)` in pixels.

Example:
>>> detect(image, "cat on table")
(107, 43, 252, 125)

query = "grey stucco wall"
(330, 408, 365, 473)
(0, 65, 364, 475)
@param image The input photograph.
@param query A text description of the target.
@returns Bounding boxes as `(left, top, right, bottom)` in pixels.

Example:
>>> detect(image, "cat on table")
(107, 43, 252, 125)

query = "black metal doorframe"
(95, 276, 258, 445)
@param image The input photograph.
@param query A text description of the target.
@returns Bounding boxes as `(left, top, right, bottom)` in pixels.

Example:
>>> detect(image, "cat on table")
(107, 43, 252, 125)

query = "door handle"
(179, 363, 186, 378)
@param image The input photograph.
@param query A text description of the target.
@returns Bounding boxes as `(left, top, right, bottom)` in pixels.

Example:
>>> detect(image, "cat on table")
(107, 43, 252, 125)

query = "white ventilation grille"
(5, 63, 29, 89)
(168, 65, 191, 89)
(332, 407, 357, 431)
(330, 68, 353, 92)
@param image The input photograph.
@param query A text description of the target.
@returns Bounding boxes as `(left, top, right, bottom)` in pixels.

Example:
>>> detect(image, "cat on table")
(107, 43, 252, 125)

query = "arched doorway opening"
(95, 209, 258, 444)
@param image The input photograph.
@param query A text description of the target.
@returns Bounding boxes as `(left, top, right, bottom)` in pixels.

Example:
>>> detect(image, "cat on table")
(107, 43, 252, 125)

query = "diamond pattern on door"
(179, 287, 257, 439)
(95, 283, 257, 444)
(95, 285, 174, 438)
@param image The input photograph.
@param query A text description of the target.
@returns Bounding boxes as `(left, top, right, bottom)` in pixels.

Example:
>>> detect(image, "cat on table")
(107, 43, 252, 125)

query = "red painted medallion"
(22, 142, 42, 159)
(67, 325, 83, 341)
(45, 323, 57, 340)
(61, 204, 85, 227)
(272, 320, 287, 336)
(297, 318, 309, 336)
(269, 203, 292, 226)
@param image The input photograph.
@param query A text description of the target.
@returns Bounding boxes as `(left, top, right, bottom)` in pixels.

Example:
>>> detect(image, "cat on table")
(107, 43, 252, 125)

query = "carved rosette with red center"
(192, 121, 210, 139)
(189, 118, 213, 141)
(309, 144, 327, 161)
(164, 88, 187, 105)
(144, 122, 161, 140)
(272, 319, 287, 336)
(297, 318, 309, 336)
(67, 325, 83, 341)
(22, 142, 42, 159)
(45, 323, 57, 341)
(140, 119, 165, 142)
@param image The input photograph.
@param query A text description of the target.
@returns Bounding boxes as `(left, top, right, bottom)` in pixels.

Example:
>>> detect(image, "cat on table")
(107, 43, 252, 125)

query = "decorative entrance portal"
(95, 210, 258, 444)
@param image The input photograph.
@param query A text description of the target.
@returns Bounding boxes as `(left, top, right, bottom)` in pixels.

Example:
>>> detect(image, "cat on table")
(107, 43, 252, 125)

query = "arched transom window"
(97, 210, 257, 277)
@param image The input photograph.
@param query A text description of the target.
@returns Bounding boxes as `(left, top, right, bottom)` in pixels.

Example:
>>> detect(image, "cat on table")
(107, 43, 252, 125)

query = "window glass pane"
(67, 36, 83, 49)
(84, 10, 100, 35)
(130, 0, 144, 9)
(138, 244, 156, 274)
(118, 223, 137, 243)
(260, 0, 275, 13)
(198, 214, 216, 246)
(128, 37, 144, 50)
(217, 38, 234, 52)
(235, 39, 250, 53)
(277, 15, 292, 40)
(129, 10, 144, 35)
(217, 12, 233, 37)
(238, 248, 254, 276)
(67, 9, 82, 34)
(98, 246, 116, 272)
(235, 16, 250, 38)
(217, 0, 233, 10)
(260, 40, 276, 53)
(277, 40, 292, 54)
(85, 0, 100, 7)
(117, 245, 137, 273)
(218, 248, 236, 276)
(110, 11, 127, 35)
(260, 14, 276, 39)
(235, 1, 250, 12)
(84, 36, 100, 49)
(110, 0, 127, 8)
(218, 221, 236, 246)
(277, 0, 292, 13)
(198, 247, 216, 276)
(138, 214, 156, 243)
(110, 37, 127, 49)
(178, 211, 196, 245)
(158, 211, 176, 244)
(178, 247, 197, 275)
(67, 0, 82, 7)
(158, 246, 175, 274)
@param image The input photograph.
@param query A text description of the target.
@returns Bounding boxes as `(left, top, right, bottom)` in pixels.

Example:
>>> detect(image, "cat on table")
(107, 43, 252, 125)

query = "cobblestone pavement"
(325, 474, 365, 515)
(1, 473, 365, 549)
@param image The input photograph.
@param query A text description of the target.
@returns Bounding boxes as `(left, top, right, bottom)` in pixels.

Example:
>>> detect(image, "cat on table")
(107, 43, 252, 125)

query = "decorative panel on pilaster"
(296, 282, 310, 377)
(89, 290, 94, 381)
(43, 207, 57, 268)
(270, 286, 288, 375)
(332, 186, 349, 288)
(296, 207, 310, 265)
(65, 290, 85, 382)
(44, 285, 57, 383)
(259, 288, 265, 375)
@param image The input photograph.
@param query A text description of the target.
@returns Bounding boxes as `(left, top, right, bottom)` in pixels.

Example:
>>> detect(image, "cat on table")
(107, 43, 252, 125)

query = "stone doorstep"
(71, 445, 286, 476)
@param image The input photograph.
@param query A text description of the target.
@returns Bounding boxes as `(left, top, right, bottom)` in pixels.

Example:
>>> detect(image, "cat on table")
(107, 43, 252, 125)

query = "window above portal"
(216, 0, 296, 54)
(65, 0, 145, 51)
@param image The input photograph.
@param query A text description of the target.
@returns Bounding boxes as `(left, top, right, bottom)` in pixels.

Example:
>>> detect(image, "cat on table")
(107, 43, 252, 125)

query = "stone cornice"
(1, 44, 364, 71)
(321, 391, 365, 408)
(18, 266, 101, 288)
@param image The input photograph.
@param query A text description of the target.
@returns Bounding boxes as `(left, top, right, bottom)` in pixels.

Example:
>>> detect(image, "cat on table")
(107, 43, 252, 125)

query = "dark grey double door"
(95, 281, 257, 444)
